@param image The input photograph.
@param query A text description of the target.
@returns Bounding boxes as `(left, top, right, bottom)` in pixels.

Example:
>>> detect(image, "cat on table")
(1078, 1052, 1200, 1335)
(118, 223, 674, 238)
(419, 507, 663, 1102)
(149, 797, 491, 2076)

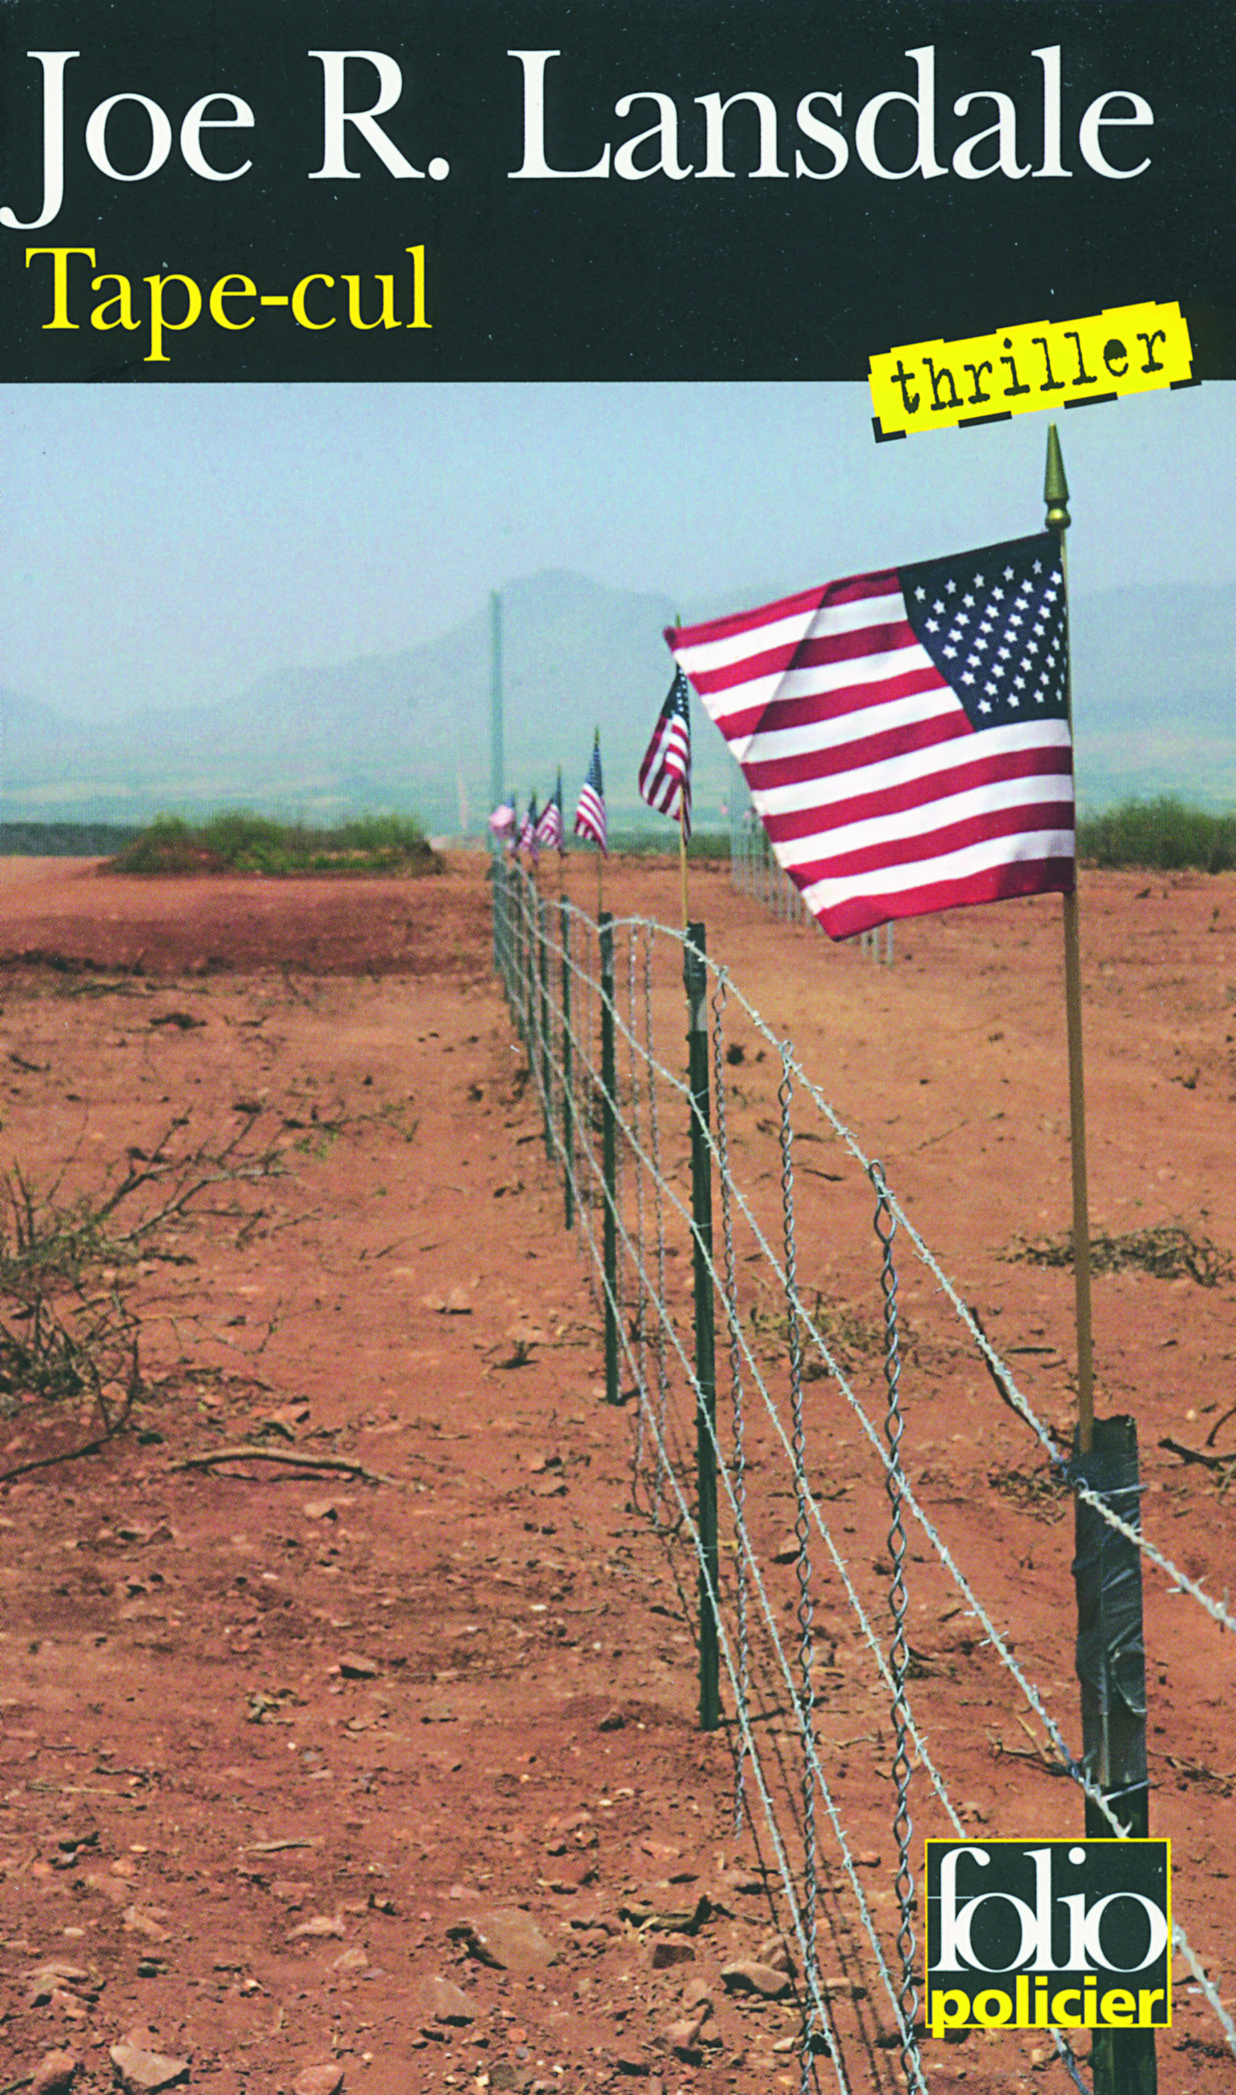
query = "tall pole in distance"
(1044, 427, 1096, 1455)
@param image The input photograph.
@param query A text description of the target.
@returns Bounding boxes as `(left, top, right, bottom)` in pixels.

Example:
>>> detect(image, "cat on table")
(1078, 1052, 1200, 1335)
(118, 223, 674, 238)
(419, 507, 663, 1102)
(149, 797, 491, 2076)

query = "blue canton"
(900, 532, 1069, 730)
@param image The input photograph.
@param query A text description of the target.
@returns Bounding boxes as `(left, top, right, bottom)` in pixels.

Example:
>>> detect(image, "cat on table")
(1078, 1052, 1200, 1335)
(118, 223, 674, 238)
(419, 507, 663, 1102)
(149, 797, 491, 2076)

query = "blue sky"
(2, 380, 1232, 720)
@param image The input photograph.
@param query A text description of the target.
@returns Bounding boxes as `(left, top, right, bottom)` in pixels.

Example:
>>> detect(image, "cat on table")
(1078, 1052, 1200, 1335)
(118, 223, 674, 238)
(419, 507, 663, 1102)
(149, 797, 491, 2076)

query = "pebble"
(288, 1913, 346, 1940)
(32, 2053, 78, 2095)
(423, 1973, 480, 2024)
(337, 1652, 379, 1679)
(662, 2015, 704, 2060)
(447, 1906, 555, 1975)
(649, 1940, 695, 1970)
(292, 2069, 345, 2095)
(757, 1932, 796, 1976)
(720, 1957, 794, 1999)
(108, 2039, 190, 2094)
(332, 1947, 369, 1974)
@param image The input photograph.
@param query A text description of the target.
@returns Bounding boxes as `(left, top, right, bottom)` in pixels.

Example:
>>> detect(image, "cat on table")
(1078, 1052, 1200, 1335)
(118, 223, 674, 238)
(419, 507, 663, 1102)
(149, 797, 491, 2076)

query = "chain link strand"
(870, 1161, 921, 2087)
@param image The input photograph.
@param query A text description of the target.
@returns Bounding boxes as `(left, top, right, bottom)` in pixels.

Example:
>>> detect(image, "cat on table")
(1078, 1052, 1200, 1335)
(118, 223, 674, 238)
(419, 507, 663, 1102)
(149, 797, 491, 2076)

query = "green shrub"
(1077, 797, 1236, 873)
(106, 810, 437, 876)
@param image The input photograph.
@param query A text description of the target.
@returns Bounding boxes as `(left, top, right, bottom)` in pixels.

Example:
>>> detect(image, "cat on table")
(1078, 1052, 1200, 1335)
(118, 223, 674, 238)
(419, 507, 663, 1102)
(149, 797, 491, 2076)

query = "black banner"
(2, 1, 1233, 381)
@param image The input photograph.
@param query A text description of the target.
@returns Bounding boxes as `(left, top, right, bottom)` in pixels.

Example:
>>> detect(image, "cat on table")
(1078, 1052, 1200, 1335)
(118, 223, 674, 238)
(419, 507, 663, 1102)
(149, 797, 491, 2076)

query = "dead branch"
(1160, 1435, 1236, 1472)
(170, 1443, 399, 1485)
(0, 1432, 120, 1483)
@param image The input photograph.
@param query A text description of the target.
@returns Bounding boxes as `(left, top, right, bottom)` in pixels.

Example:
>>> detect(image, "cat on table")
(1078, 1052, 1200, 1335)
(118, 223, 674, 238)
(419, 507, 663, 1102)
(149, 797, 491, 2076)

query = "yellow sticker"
(870, 301, 1193, 440)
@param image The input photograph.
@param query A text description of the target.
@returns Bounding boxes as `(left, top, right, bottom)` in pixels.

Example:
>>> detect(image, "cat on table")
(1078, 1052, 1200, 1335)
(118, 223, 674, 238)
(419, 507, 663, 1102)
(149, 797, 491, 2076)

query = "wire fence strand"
(490, 857, 1234, 2088)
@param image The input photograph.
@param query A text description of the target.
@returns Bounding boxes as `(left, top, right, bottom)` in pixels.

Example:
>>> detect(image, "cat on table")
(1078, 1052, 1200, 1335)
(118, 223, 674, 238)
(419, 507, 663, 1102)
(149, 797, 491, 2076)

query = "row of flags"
(490, 524, 1074, 938)
(489, 455, 1100, 1461)
(489, 678, 693, 866)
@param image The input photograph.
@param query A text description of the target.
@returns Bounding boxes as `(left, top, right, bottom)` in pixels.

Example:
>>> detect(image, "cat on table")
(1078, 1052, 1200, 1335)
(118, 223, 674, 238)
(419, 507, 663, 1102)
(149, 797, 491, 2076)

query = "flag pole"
(675, 613, 690, 928)
(1045, 425, 1096, 1455)
(595, 728, 604, 921)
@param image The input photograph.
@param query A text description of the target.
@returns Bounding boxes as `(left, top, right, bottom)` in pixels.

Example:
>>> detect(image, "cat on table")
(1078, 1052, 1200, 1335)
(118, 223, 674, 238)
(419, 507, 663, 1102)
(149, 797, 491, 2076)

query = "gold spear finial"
(1044, 423, 1070, 533)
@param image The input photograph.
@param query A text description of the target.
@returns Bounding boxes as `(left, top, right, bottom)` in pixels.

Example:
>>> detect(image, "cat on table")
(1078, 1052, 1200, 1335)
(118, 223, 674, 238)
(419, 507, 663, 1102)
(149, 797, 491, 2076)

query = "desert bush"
(106, 809, 437, 875)
(0, 1115, 285, 1450)
(1077, 798, 1236, 872)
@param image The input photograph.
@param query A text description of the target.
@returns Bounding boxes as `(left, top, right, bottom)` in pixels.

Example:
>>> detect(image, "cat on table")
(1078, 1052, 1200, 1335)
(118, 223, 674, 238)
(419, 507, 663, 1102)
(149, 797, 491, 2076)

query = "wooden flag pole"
(1045, 424, 1096, 1454)
(675, 614, 690, 928)
(594, 727, 604, 921)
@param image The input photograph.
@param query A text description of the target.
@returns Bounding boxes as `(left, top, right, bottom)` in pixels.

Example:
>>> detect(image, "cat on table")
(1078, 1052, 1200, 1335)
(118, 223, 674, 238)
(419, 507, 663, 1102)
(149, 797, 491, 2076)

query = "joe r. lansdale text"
(3, 43, 1158, 233)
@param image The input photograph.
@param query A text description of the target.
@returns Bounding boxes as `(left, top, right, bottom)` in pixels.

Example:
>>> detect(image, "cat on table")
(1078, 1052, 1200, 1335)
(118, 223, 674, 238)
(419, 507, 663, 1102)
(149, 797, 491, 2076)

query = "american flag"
(668, 532, 1073, 938)
(535, 774, 565, 853)
(573, 734, 607, 852)
(639, 668, 692, 841)
(517, 794, 539, 861)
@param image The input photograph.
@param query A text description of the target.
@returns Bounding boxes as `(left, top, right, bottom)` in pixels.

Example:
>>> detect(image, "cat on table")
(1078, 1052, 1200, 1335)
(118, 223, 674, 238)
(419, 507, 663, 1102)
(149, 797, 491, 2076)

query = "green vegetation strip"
(106, 809, 438, 876)
(1076, 797, 1236, 873)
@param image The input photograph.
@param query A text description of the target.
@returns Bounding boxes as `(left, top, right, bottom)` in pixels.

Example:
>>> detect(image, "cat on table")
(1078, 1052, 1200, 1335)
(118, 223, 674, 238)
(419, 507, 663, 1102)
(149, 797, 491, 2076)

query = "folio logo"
(924, 1840, 1171, 2038)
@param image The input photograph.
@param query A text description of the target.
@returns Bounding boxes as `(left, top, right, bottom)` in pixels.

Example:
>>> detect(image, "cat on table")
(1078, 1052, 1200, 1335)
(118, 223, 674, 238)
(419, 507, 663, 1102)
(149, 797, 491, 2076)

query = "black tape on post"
(1071, 1413, 1156, 2095)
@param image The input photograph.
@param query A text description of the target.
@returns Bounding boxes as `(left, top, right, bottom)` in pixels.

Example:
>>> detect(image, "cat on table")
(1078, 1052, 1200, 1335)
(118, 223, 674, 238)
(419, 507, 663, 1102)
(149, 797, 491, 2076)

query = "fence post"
(599, 911, 620, 1409)
(1072, 1414, 1155, 2095)
(512, 867, 526, 1041)
(684, 921, 720, 1732)
(560, 899, 574, 1230)
(538, 893, 553, 1157)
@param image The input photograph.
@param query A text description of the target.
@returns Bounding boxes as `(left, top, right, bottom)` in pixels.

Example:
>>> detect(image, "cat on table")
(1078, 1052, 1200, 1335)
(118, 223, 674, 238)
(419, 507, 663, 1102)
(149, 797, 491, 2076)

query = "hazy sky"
(3, 381, 1232, 720)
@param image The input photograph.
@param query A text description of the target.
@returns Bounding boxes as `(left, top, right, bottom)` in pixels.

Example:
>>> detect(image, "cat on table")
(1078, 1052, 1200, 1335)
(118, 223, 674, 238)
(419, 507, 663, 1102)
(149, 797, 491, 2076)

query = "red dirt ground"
(0, 853, 1232, 2095)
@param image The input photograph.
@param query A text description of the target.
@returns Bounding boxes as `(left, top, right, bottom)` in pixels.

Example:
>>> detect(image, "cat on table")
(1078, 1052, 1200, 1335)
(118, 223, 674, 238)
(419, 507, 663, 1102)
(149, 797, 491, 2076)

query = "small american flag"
(668, 532, 1073, 938)
(535, 774, 565, 853)
(573, 734, 607, 852)
(639, 668, 692, 841)
(517, 794, 539, 861)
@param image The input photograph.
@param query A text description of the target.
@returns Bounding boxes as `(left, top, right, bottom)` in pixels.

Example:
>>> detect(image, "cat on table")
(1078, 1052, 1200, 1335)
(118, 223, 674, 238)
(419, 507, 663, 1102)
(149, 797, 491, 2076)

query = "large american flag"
(535, 775, 565, 853)
(668, 532, 1073, 938)
(573, 734, 607, 852)
(639, 667, 692, 841)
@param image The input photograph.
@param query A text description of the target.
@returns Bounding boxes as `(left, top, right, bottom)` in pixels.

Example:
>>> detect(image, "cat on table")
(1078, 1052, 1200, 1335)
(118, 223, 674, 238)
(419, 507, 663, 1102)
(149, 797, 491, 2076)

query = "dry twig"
(170, 1443, 398, 1485)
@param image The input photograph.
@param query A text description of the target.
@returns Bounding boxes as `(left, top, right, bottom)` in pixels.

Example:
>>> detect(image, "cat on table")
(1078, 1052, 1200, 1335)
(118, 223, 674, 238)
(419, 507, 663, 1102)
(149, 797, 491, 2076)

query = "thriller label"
(870, 301, 1193, 438)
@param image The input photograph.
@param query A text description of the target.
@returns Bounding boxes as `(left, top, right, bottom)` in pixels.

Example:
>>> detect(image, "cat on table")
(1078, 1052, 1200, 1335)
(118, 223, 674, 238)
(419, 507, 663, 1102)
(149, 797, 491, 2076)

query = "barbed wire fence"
(491, 852, 1234, 2094)
(729, 767, 893, 962)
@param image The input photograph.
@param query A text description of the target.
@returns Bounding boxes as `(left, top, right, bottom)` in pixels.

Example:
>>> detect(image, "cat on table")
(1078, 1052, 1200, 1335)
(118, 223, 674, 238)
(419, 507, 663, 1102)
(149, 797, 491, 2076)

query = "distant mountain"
(1069, 582, 1236, 810)
(2, 571, 1232, 830)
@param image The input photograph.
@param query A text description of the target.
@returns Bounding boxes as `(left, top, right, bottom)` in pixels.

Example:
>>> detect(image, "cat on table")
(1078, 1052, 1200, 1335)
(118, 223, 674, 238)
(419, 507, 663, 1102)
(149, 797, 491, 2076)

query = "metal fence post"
(599, 911, 620, 1409)
(538, 893, 552, 1157)
(685, 921, 720, 1732)
(1072, 1414, 1156, 2095)
(512, 867, 526, 1040)
(560, 899, 574, 1230)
